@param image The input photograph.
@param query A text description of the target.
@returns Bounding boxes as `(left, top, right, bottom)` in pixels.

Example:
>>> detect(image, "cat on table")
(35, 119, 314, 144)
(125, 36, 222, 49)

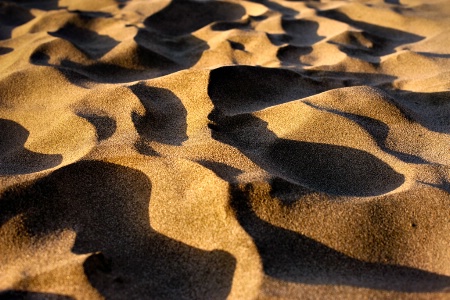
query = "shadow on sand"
(0, 160, 236, 299)
(229, 183, 450, 292)
(0, 119, 62, 175)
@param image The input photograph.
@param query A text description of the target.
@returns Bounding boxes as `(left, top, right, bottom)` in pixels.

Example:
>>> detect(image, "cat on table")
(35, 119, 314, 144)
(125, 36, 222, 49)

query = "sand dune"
(0, 0, 449, 299)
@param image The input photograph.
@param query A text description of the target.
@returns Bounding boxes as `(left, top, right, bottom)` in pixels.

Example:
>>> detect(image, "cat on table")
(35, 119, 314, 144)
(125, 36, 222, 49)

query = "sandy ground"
(0, 0, 449, 299)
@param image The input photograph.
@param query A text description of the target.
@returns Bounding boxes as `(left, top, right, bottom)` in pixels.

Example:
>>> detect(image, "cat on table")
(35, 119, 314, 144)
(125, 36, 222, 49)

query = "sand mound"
(0, 0, 449, 299)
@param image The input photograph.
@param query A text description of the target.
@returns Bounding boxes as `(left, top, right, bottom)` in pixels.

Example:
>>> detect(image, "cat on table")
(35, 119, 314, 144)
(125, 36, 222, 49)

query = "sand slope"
(0, 0, 449, 299)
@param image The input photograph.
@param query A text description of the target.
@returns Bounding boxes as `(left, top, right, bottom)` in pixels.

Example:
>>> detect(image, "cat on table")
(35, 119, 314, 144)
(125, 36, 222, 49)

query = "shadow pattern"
(130, 84, 188, 146)
(0, 119, 62, 175)
(3, 0, 60, 11)
(76, 113, 117, 141)
(0, 2, 34, 40)
(27, 6, 212, 83)
(49, 24, 119, 60)
(0, 290, 74, 300)
(318, 9, 424, 57)
(144, 0, 246, 36)
(208, 111, 404, 197)
(0, 47, 13, 55)
(208, 66, 327, 115)
(0, 160, 236, 299)
(303, 102, 428, 164)
(229, 183, 450, 292)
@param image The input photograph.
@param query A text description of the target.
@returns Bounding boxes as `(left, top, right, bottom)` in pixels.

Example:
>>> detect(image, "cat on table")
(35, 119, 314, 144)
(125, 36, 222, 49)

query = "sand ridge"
(0, 0, 449, 299)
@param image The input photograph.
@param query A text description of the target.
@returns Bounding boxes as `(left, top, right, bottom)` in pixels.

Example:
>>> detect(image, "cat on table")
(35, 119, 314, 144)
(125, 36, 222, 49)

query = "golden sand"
(0, 0, 449, 299)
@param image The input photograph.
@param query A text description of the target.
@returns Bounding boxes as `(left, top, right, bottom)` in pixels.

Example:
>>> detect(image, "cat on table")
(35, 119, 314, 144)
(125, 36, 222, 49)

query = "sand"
(0, 0, 449, 299)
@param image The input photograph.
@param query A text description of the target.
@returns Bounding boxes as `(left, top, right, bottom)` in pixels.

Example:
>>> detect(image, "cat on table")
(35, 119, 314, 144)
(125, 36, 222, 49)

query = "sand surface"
(1, 0, 450, 299)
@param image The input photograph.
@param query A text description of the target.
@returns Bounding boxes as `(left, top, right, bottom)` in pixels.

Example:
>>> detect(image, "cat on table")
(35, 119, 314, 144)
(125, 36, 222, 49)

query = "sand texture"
(1, 0, 450, 299)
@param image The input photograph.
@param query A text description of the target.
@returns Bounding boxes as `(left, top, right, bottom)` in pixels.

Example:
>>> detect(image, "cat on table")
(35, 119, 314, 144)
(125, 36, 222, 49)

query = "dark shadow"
(262, 7, 321, 48)
(317, 9, 424, 56)
(267, 33, 293, 46)
(420, 180, 450, 193)
(29, 50, 51, 65)
(29, 52, 97, 87)
(143, 0, 246, 36)
(385, 0, 400, 4)
(335, 44, 381, 63)
(67, 10, 113, 18)
(30, 49, 178, 84)
(277, 45, 313, 66)
(303, 102, 428, 164)
(269, 177, 315, 206)
(49, 24, 119, 60)
(76, 113, 117, 141)
(302, 68, 397, 88)
(327, 30, 398, 64)
(211, 19, 251, 31)
(0, 290, 74, 300)
(249, 14, 269, 22)
(0, 47, 13, 55)
(0, 119, 62, 175)
(208, 112, 404, 196)
(209, 65, 448, 134)
(252, 0, 299, 17)
(416, 52, 450, 59)
(281, 19, 324, 46)
(327, 30, 377, 50)
(131, 1, 217, 75)
(229, 183, 450, 292)
(0, 2, 34, 40)
(130, 84, 188, 146)
(115, 0, 129, 9)
(134, 138, 160, 156)
(208, 66, 327, 115)
(228, 40, 246, 51)
(29, 9, 210, 83)
(0, 160, 236, 299)
(4, 0, 60, 11)
(196, 160, 243, 183)
(60, 58, 177, 83)
(393, 90, 450, 133)
(133, 27, 209, 67)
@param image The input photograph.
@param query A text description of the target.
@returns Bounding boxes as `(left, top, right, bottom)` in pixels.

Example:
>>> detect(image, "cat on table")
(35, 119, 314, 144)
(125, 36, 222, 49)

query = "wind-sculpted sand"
(0, 0, 449, 299)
